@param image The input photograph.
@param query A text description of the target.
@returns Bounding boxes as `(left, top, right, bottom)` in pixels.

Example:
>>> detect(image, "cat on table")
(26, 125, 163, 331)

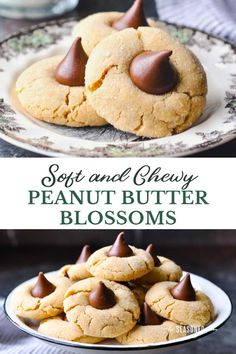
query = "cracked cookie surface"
(116, 320, 186, 344)
(86, 246, 154, 281)
(64, 277, 140, 338)
(59, 263, 92, 282)
(38, 315, 103, 343)
(16, 56, 106, 127)
(145, 281, 214, 326)
(73, 12, 157, 55)
(85, 27, 207, 138)
(12, 275, 71, 320)
(136, 256, 182, 285)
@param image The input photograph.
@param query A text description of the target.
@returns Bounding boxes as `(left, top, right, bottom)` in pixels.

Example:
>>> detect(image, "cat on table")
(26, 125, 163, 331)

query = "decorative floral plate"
(0, 18, 235, 157)
(4, 271, 232, 353)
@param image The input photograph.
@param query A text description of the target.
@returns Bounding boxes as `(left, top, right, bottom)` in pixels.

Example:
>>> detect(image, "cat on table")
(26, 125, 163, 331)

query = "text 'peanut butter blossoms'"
(16, 38, 106, 128)
(85, 26, 207, 138)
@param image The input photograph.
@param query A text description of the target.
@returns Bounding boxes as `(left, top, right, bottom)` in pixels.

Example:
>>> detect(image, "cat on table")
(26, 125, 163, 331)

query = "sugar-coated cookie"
(11, 234, 215, 347)
(16, 38, 106, 127)
(59, 245, 92, 281)
(136, 256, 182, 285)
(117, 302, 187, 344)
(117, 321, 186, 344)
(38, 315, 103, 343)
(86, 233, 154, 281)
(146, 275, 214, 326)
(136, 245, 182, 285)
(85, 27, 207, 138)
(64, 278, 140, 338)
(59, 263, 91, 282)
(12, 273, 71, 320)
(73, 0, 157, 55)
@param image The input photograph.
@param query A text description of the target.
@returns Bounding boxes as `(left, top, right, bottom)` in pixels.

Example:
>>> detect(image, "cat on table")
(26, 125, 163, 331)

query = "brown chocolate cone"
(146, 244, 161, 267)
(112, 0, 149, 30)
(89, 281, 116, 309)
(107, 232, 133, 257)
(62, 313, 69, 322)
(55, 37, 88, 87)
(31, 272, 56, 298)
(140, 303, 163, 325)
(170, 273, 196, 301)
(76, 245, 91, 264)
(130, 50, 178, 95)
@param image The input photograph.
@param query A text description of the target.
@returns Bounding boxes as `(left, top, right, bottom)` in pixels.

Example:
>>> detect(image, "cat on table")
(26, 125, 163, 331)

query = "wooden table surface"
(0, 0, 235, 157)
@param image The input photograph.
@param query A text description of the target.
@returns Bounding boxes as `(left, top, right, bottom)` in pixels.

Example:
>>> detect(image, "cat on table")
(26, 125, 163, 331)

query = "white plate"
(4, 271, 232, 354)
(0, 19, 236, 157)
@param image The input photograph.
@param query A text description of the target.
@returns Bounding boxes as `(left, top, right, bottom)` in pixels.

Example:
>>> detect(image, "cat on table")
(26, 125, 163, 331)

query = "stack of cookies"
(16, 0, 207, 138)
(12, 232, 214, 345)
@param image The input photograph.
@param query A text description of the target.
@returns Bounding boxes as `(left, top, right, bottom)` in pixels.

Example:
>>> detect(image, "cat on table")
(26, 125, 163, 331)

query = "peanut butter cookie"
(146, 275, 214, 327)
(59, 245, 92, 281)
(16, 38, 106, 127)
(136, 245, 182, 285)
(64, 277, 140, 338)
(86, 233, 154, 281)
(85, 27, 207, 138)
(117, 302, 187, 344)
(12, 273, 71, 320)
(73, 0, 157, 55)
(38, 315, 103, 343)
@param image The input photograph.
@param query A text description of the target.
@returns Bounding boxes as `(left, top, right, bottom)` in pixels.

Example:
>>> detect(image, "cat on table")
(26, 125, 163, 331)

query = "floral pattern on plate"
(0, 19, 235, 157)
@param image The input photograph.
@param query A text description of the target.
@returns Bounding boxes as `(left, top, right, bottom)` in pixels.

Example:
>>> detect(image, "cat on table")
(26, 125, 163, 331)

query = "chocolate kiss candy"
(76, 245, 91, 264)
(31, 272, 56, 298)
(89, 281, 116, 309)
(55, 37, 88, 87)
(146, 244, 161, 267)
(130, 50, 178, 95)
(112, 0, 148, 30)
(62, 313, 69, 322)
(140, 303, 163, 326)
(107, 232, 133, 257)
(170, 273, 196, 301)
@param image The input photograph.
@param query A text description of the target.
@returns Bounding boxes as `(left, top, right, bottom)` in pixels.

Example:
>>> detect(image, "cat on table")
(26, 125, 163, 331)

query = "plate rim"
(4, 271, 233, 351)
(0, 17, 236, 157)
(1, 124, 236, 158)
(0, 16, 235, 51)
